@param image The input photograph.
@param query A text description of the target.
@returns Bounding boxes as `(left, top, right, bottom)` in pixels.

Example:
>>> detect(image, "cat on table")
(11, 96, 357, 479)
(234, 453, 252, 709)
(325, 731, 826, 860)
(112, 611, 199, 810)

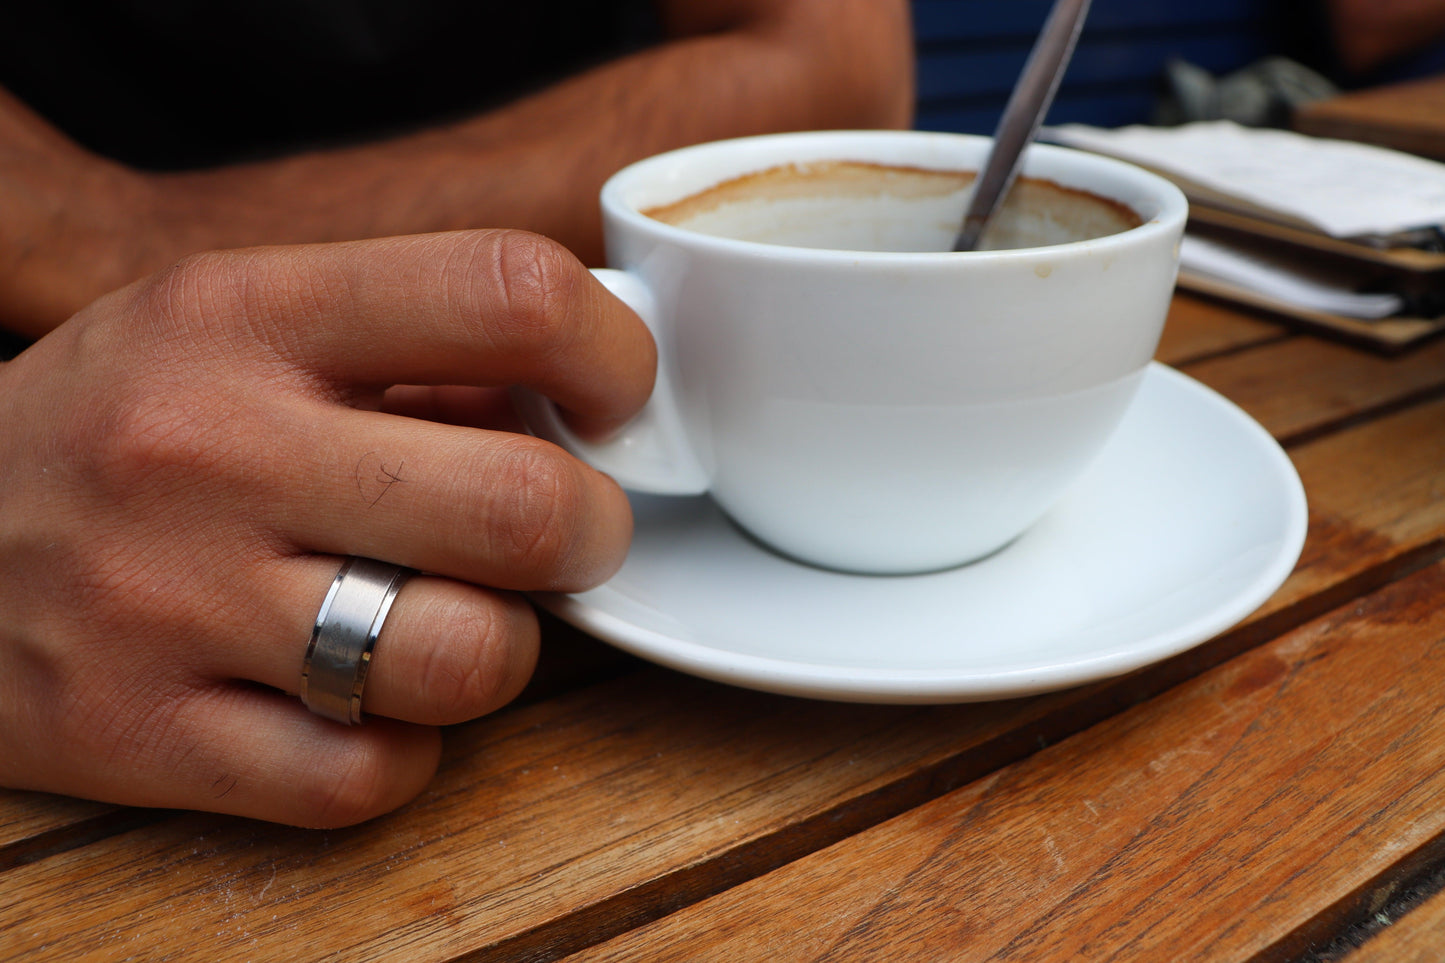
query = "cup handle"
(511, 268, 710, 495)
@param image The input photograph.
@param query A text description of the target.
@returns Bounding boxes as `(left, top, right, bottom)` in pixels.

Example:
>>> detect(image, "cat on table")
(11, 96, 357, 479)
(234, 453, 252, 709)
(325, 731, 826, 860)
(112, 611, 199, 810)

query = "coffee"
(642, 160, 1143, 253)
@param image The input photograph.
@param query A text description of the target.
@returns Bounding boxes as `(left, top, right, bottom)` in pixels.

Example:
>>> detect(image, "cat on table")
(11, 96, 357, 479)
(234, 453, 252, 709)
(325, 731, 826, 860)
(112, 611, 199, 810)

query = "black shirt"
(1, 0, 659, 170)
(0, 0, 658, 355)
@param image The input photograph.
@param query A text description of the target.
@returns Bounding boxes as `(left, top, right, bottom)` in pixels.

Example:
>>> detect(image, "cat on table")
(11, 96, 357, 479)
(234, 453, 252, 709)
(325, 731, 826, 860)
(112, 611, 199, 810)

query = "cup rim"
(600, 129, 1188, 264)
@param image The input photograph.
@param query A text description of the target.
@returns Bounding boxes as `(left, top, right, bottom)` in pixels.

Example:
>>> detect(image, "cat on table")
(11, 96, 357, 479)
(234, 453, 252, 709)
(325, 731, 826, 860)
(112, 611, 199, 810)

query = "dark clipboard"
(1179, 204, 1445, 353)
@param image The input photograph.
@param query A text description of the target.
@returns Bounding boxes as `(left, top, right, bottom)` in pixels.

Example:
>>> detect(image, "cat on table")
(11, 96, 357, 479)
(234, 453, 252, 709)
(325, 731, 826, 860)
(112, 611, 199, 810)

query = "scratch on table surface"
(256, 865, 278, 901)
(1044, 834, 1066, 873)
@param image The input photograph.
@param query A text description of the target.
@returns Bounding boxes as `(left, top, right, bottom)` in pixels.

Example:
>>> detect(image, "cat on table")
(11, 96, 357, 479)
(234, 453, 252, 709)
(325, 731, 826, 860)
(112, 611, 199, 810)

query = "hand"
(0, 230, 655, 827)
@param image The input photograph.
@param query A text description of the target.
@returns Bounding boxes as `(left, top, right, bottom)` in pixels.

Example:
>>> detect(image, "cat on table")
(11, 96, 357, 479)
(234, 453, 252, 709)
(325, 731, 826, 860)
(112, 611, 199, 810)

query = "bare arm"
(0, 0, 914, 336)
(1326, 0, 1445, 75)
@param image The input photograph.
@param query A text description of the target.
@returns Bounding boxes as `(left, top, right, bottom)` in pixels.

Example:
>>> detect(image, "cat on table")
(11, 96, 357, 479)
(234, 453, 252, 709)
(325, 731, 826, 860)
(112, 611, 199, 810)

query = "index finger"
(154, 230, 657, 438)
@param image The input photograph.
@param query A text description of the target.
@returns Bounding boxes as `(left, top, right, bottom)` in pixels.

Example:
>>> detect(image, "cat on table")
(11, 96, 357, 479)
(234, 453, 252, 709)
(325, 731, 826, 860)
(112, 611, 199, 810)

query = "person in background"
(0, 0, 914, 339)
(0, 0, 915, 827)
(1287, 0, 1445, 86)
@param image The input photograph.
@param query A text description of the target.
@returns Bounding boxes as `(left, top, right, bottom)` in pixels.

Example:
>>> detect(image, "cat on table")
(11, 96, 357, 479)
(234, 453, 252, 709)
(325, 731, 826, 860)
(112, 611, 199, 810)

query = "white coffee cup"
(517, 130, 1187, 574)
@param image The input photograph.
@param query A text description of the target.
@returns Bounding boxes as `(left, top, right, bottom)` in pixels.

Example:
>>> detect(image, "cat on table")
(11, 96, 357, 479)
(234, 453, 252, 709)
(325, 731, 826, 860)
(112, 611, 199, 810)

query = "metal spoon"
(953, 0, 1093, 252)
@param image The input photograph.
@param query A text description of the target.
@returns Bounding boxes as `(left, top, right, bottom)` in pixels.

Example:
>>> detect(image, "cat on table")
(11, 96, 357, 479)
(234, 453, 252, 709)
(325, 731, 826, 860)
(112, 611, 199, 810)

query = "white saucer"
(536, 364, 1307, 704)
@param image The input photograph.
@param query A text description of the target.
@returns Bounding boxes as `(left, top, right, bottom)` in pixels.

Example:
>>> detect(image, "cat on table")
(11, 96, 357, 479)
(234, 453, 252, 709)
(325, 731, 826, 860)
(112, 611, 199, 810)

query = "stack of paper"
(1045, 121, 1445, 339)
(1180, 235, 1402, 319)
(1048, 120, 1445, 239)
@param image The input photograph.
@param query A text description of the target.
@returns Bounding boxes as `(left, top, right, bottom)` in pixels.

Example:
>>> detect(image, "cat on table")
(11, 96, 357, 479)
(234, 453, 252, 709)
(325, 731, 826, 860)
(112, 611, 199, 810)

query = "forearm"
(1, 0, 911, 334)
(154, 0, 914, 266)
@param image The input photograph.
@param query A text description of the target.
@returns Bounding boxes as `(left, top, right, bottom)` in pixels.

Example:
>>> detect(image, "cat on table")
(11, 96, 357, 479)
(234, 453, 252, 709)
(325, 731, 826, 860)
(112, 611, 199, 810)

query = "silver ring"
(301, 557, 413, 725)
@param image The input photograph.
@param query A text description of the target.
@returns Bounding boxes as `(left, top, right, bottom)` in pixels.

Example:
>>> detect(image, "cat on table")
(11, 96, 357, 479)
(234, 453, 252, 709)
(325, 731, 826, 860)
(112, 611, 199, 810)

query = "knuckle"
(134, 251, 249, 330)
(88, 388, 230, 489)
(486, 232, 588, 352)
(58, 664, 194, 780)
(132, 248, 313, 358)
(486, 438, 590, 578)
(303, 743, 395, 828)
(412, 597, 519, 721)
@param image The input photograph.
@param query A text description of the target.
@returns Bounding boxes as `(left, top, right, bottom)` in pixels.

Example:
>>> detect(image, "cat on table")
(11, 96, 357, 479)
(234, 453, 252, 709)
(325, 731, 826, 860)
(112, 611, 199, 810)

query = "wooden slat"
(5, 366, 1445, 960)
(1182, 329, 1445, 445)
(0, 672, 1123, 961)
(0, 796, 113, 854)
(566, 559, 1445, 962)
(1294, 74, 1445, 162)
(1222, 395, 1445, 630)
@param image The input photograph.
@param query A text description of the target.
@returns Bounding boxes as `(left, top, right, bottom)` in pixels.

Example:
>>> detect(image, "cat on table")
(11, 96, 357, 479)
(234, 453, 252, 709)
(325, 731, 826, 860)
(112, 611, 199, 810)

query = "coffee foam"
(642, 160, 1142, 252)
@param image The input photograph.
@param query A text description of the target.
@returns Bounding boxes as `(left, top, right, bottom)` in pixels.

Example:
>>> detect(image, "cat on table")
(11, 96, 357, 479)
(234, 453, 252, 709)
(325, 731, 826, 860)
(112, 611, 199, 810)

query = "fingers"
(88, 230, 647, 593)
(3, 640, 442, 827)
(114, 686, 443, 828)
(26, 561, 537, 824)
(223, 556, 540, 728)
(379, 384, 525, 433)
(2, 230, 654, 826)
(144, 388, 635, 592)
(152, 230, 657, 439)
(357, 575, 539, 725)
(5, 553, 537, 827)
(254, 404, 635, 592)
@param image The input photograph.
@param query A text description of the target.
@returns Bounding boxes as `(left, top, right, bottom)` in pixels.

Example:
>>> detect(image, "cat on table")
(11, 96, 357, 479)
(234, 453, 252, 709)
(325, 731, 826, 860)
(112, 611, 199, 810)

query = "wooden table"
(6, 293, 1445, 961)
(1294, 72, 1445, 160)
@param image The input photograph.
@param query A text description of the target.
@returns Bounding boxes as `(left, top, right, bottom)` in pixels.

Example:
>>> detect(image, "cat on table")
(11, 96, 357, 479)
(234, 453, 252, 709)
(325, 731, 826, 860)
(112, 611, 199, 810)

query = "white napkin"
(1048, 120, 1445, 238)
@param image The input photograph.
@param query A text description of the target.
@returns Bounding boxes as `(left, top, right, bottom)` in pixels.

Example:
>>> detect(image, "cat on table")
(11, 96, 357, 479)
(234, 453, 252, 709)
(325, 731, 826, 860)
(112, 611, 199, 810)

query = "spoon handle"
(954, 0, 1093, 252)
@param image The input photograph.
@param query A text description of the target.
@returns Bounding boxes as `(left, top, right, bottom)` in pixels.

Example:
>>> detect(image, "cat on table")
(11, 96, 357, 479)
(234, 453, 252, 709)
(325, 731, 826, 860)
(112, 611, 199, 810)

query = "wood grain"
(568, 560, 1445, 962)
(0, 796, 113, 854)
(0, 670, 1108, 961)
(1181, 329, 1445, 447)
